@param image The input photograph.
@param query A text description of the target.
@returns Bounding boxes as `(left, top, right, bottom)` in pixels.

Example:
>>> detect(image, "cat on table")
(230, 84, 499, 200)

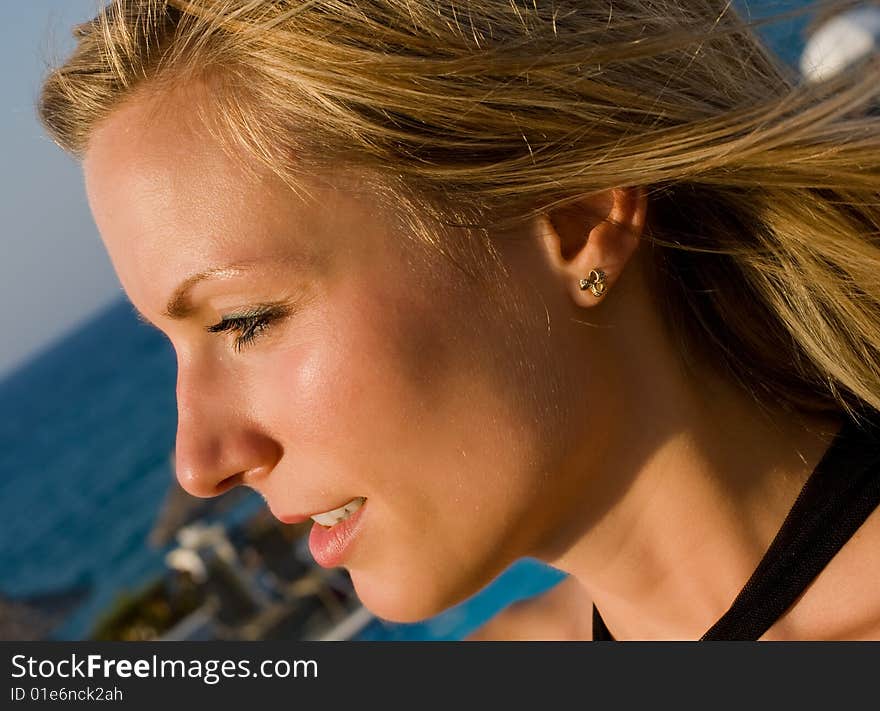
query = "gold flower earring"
(579, 268, 607, 297)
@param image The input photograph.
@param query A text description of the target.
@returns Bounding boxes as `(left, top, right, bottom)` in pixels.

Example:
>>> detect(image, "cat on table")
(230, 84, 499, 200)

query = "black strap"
(592, 603, 614, 641)
(592, 411, 880, 641)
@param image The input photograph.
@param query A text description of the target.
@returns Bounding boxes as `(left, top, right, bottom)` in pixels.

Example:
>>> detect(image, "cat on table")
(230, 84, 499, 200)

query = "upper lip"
(271, 497, 365, 525)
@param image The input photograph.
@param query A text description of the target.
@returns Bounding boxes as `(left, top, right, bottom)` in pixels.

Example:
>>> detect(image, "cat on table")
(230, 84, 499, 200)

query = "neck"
(539, 305, 843, 639)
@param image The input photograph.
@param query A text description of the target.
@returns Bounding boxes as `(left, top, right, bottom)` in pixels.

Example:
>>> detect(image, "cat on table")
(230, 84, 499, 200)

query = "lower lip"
(307, 502, 368, 568)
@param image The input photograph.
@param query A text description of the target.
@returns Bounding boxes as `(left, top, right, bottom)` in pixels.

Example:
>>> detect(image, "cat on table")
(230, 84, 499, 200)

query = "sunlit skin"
(83, 85, 880, 639)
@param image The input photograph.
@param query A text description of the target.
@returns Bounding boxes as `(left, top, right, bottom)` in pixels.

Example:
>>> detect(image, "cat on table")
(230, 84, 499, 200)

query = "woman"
(38, 0, 880, 640)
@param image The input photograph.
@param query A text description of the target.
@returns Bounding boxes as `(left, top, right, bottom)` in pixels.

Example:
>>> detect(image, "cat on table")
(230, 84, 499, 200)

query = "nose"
(173, 357, 282, 499)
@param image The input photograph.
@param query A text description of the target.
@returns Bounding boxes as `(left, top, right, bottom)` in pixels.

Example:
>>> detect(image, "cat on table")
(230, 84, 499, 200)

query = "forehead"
(83, 87, 297, 245)
(81, 88, 352, 306)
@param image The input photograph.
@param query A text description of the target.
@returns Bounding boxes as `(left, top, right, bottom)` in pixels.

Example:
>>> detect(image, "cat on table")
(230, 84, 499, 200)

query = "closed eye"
(207, 304, 288, 352)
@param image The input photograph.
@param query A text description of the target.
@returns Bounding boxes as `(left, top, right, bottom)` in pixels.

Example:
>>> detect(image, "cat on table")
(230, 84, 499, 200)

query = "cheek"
(258, 276, 459, 485)
(261, 260, 564, 512)
(249, 260, 572, 620)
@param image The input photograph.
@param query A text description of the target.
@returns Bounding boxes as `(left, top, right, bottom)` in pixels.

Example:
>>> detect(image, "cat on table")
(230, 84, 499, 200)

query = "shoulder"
(765, 503, 880, 640)
(464, 576, 594, 641)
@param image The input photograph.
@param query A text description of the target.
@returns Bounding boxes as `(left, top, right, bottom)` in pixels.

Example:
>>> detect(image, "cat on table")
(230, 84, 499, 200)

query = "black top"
(592, 408, 880, 641)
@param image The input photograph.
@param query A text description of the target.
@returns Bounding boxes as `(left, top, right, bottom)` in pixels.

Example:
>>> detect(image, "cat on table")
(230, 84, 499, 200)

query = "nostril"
(215, 471, 245, 496)
(174, 463, 240, 499)
(172, 434, 280, 499)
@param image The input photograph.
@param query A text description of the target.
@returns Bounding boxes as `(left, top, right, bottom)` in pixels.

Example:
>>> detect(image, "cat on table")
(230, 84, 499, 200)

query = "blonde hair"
(39, 0, 880, 421)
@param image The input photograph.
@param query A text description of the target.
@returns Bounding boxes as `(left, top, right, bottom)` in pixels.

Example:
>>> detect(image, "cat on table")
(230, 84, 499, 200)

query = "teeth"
(311, 497, 366, 527)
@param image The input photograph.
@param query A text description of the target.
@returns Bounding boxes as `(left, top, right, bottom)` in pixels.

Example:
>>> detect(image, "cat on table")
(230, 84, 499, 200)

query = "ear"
(538, 186, 647, 307)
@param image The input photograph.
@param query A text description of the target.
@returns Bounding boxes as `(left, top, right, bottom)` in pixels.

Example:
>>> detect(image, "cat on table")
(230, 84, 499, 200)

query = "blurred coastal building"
(87, 450, 374, 641)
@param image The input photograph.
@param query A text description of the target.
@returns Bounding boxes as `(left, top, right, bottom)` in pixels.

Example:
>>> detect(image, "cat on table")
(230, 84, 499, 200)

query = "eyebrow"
(130, 263, 252, 328)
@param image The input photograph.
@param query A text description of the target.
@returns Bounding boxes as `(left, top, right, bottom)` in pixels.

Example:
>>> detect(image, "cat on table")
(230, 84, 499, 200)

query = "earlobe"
(539, 186, 647, 307)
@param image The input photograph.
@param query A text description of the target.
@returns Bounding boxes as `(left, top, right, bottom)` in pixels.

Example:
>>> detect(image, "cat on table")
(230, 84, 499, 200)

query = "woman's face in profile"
(82, 90, 602, 622)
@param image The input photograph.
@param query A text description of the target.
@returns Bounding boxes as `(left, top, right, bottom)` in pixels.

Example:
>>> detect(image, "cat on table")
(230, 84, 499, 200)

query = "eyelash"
(207, 306, 287, 352)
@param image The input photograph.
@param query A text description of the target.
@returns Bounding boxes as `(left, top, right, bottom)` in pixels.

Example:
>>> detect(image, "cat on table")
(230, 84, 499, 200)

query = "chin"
(348, 566, 484, 624)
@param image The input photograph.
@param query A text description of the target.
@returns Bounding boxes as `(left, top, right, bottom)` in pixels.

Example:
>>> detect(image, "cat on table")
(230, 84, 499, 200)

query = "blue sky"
(1, 1, 122, 379)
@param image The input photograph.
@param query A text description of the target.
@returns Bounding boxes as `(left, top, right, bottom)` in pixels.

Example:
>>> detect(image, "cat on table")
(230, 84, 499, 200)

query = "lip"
(307, 499, 368, 568)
